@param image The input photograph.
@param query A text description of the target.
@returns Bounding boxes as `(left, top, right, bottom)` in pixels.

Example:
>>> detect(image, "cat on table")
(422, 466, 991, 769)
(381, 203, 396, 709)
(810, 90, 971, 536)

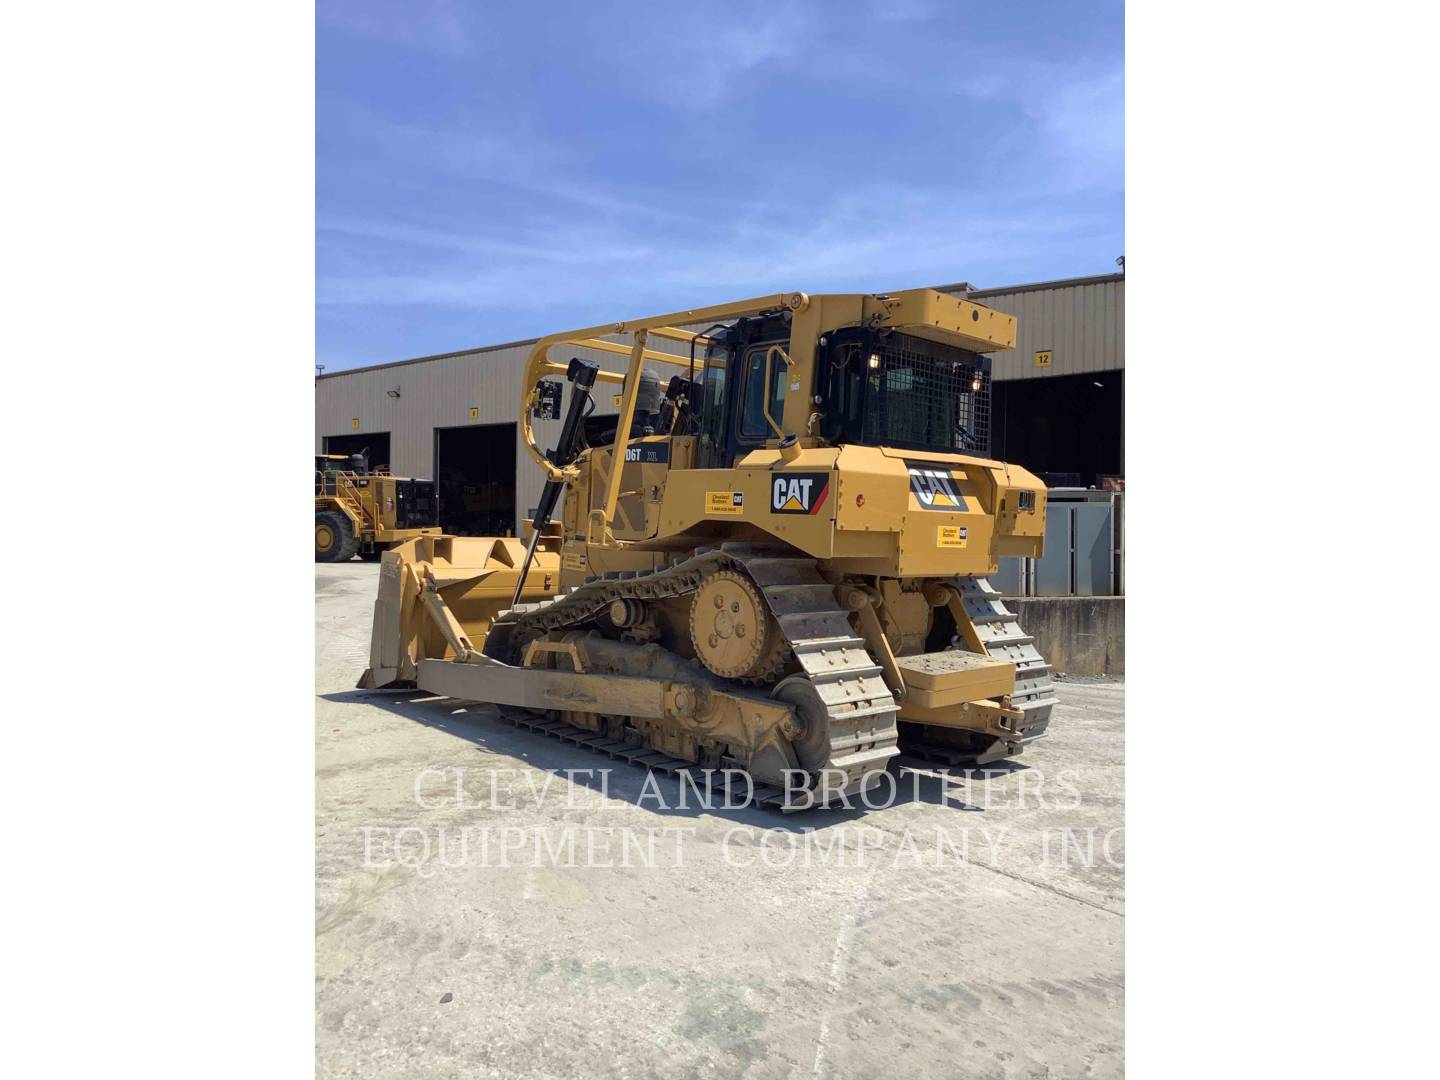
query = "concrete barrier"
(1007, 596, 1125, 676)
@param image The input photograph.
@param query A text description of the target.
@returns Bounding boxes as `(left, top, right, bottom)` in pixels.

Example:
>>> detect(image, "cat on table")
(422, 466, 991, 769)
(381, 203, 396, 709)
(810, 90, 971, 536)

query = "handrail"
(762, 344, 794, 441)
(317, 469, 378, 531)
(593, 329, 649, 541)
(518, 292, 810, 489)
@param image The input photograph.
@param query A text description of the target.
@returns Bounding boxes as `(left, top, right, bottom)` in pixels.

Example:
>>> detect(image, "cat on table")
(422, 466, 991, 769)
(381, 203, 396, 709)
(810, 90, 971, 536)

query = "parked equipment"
(315, 453, 440, 562)
(360, 289, 1054, 807)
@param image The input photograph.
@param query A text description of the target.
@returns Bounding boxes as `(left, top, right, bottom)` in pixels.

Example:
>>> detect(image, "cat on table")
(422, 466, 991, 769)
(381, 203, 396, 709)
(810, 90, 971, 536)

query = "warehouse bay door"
(434, 423, 517, 537)
(990, 371, 1123, 487)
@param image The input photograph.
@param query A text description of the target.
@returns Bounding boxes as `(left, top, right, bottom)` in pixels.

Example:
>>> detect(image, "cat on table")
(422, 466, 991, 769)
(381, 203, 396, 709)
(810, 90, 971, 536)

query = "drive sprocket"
(688, 569, 787, 683)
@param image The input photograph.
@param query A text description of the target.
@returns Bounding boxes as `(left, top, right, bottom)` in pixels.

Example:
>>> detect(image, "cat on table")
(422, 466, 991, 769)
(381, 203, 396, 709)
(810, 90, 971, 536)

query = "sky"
(316, 0, 1123, 371)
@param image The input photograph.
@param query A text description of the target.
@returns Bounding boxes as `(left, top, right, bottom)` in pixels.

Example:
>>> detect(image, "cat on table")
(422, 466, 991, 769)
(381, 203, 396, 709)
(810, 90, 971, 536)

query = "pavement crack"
(811, 862, 884, 1079)
(965, 858, 1124, 917)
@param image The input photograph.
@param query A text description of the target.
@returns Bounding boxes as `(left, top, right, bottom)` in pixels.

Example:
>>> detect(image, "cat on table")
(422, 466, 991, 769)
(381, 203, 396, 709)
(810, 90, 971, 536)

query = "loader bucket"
(357, 534, 562, 689)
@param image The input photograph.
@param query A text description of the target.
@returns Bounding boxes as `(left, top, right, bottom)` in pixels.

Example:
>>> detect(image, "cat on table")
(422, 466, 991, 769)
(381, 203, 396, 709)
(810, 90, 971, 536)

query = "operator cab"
(315, 452, 369, 474)
(695, 311, 792, 469)
(315, 451, 371, 495)
(694, 312, 993, 469)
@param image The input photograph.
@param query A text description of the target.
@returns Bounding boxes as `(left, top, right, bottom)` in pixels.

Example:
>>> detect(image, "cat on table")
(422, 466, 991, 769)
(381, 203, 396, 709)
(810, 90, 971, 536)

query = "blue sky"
(317, 0, 1123, 371)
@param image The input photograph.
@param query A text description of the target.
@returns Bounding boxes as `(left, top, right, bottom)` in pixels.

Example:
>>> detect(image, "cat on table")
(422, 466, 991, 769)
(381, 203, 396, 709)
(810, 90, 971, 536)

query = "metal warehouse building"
(315, 272, 1124, 537)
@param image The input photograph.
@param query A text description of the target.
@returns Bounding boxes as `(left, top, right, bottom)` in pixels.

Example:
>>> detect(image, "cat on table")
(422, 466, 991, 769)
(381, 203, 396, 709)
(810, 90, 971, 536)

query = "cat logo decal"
(907, 465, 965, 511)
(770, 472, 830, 515)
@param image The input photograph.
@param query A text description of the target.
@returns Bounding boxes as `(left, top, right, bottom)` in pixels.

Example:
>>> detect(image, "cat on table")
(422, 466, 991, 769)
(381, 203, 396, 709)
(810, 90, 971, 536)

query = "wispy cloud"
(1023, 67, 1124, 191)
(840, 54, 1126, 195)
(542, 1, 820, 111)
(318, 183, 1109, 314)
(318, 214, 657, 266)
(867, 0, 940, 22)
(316, 0, 469, 55)
(328, 107, 707, 225)
(317, 1, 1122, 365)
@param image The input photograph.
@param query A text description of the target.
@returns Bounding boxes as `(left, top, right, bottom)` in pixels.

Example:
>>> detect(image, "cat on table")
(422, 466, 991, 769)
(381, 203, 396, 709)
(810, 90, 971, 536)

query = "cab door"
(695, 340, 787, 469)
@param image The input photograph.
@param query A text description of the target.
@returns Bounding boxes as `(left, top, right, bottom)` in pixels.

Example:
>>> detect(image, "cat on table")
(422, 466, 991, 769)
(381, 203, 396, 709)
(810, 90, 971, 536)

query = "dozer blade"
(357, 539, 897, 808)
(358, 533, 561, 689)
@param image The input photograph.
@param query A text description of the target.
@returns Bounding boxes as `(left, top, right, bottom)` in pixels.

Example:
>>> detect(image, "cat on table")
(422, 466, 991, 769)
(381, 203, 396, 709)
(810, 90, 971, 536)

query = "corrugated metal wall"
(315, 275, 1124, 531)
(961, 274, 1124, 381)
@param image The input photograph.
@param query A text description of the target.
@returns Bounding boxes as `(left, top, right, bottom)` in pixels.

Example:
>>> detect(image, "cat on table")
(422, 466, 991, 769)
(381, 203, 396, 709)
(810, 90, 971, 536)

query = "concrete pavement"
(316, 562, 1124, 1079)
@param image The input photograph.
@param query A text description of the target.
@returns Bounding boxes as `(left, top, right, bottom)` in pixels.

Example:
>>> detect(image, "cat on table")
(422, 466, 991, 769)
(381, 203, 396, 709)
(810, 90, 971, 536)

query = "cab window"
(739, 345, 787, 438)
(696, 348, 729, 468)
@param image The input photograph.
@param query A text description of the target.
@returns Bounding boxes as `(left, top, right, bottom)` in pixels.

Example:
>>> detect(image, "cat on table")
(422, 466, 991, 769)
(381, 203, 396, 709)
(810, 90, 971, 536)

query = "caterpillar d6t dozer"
(360, 288, 1056, 808)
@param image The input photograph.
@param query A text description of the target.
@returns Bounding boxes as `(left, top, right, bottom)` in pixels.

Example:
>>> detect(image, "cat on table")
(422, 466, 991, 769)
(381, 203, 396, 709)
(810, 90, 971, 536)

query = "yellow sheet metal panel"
(880, 289, 1017, 351)
(895, 650, 1015, 705)
(651, 442, 1039, 574)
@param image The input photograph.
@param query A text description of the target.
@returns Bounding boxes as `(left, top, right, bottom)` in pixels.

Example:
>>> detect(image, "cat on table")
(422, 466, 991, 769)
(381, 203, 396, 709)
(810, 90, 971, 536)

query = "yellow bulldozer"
(315, 453, 440, 562)
(359, 288, 1055, 808)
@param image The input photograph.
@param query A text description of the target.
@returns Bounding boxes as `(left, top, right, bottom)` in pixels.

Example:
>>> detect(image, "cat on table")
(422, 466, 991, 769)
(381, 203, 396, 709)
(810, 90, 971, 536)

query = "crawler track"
(490, 543, 900, 793)
(900, 576, 1058, 767)
(490, 707, 805, 810)
(955, 576, 1057, 740)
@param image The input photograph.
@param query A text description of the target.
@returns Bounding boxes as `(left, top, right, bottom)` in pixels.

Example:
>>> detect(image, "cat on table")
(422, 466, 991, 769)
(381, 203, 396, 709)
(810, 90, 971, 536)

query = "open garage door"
(323, 432, 391, 472)
(990, 372, 1123, 488)
(435, 422, 517, 537)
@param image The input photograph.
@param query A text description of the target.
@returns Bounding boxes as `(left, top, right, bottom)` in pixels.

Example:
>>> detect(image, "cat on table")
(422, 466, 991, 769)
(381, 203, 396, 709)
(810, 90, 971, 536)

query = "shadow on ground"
(321, 688, 1027, 829)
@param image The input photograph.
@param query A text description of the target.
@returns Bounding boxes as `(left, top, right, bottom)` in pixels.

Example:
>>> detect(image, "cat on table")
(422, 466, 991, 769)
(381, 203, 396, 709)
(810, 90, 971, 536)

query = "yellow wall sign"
(1035, 350, 1053, 369)
(706, 491, 745, 515)
(469, 407, 479, 419)
(937, 525, 968, 548)
(351, 418, 360, 430)
(612, 394, 624, 408)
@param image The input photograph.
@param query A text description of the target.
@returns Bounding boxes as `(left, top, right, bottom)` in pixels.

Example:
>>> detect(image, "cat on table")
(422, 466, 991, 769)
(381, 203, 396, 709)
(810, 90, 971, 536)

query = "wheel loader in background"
(315, 453, 440, 562)
(360, 288, 1056, 808)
